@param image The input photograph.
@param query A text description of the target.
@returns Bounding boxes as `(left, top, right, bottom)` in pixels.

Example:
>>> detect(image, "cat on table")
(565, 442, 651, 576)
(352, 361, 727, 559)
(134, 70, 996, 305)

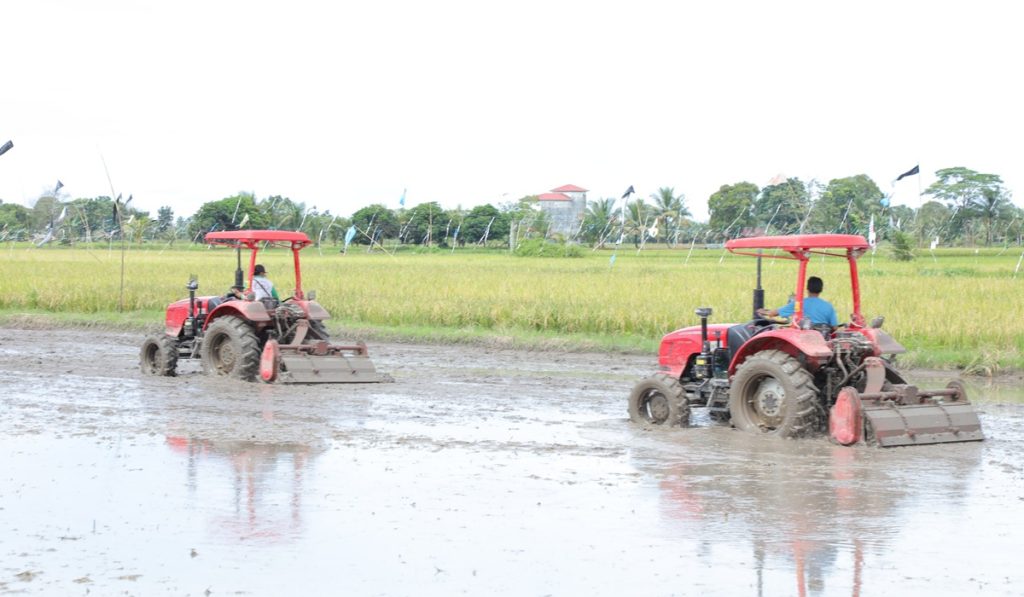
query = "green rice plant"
(0, 242, 1021, 369)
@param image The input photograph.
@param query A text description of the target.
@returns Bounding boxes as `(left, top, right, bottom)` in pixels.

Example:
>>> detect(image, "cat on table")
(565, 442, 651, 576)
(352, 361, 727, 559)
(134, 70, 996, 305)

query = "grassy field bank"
(1, 243, 1022, 372)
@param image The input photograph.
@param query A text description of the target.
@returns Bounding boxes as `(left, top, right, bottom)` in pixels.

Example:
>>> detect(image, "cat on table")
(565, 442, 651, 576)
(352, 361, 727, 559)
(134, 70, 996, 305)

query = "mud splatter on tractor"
(628, 234, 983, 447)
(140, 230, 388, 383)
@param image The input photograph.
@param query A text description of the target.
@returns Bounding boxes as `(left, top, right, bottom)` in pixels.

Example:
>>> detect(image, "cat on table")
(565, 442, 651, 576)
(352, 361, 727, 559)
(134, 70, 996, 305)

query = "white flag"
(930, 237, 939, 250)
(868, 215, 876, 246)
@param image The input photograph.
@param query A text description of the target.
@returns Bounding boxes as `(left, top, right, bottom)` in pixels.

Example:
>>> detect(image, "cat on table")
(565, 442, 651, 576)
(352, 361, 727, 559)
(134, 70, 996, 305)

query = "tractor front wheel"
(140, 334, 178, 376)
(201, 316, 261, 381)
(628, 374, 690, 427)
(728, 350, 820, 438)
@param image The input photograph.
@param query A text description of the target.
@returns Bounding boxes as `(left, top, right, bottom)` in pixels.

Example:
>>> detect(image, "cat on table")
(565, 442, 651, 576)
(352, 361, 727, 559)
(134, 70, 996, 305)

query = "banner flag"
(895, 165, 920, 182)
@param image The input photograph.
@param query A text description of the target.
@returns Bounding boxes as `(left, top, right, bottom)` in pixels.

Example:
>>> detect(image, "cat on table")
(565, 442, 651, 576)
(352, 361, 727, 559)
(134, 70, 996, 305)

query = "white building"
(536, 184, 587, 238)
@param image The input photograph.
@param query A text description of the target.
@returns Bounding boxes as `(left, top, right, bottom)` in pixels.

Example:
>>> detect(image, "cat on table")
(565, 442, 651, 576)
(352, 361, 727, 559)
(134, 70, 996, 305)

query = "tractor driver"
(252, 264, 280, 302)
(757, 276, 838, 327)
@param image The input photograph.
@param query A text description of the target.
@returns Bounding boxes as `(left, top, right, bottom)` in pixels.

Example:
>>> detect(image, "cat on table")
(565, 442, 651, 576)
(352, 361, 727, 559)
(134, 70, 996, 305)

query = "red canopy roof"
(550, 184, 588, 193)
(537, 192, 571, 201)
(205, 229, 313, 249)
(726, 234, 870, 258)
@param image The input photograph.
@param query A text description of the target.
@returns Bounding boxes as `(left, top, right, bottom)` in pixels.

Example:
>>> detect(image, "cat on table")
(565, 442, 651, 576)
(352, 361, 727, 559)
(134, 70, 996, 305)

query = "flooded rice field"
(1, 327, 1023, 596)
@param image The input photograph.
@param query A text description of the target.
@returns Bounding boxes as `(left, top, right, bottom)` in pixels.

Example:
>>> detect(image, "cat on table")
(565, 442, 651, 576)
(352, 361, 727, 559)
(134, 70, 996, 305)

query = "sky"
(1, 0, 1021, 223)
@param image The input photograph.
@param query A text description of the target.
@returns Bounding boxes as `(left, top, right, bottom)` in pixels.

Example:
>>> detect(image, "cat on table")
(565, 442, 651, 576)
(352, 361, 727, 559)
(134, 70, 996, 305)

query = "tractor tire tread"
(728, 350, 822, 439)
(140, 334, 178, 377)
(628, 373, 691, 428)
(201, 315, 261, 381)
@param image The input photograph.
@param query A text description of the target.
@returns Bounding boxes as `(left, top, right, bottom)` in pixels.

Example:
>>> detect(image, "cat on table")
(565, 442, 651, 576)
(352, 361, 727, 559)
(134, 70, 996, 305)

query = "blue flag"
(399, 188, 406, 207)
(609, 253, 617, 267)
(344, 225, 357, 248)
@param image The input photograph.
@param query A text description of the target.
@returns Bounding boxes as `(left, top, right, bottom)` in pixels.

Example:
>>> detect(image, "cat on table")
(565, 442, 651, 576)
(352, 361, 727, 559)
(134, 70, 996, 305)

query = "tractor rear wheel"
(728, 349, 820, 438)
(629, 374, 690, 427)
(201, 316, 261, 381)
(140, 334, 178, 376)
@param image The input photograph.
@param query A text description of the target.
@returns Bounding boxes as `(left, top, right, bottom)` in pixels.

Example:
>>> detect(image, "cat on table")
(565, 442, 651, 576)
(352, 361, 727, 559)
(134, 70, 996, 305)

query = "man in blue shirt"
(756, 276, 838, 327)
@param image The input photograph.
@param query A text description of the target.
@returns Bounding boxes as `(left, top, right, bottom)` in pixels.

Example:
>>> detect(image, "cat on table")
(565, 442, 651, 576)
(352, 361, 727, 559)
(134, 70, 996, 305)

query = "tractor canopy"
(725, 234, 871, 328)
(205, 230, 313, 250)
(204, 230, 313, 298)
(725, 234, 870, 259)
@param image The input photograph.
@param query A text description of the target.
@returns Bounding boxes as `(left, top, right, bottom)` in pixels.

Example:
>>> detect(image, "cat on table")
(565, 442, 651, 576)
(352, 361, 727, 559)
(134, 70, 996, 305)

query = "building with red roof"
(536, 184, 588, 238)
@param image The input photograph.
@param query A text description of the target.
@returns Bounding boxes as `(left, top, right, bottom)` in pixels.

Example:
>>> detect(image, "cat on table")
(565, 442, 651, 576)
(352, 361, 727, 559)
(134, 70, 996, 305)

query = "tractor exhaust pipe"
(234, 247, 244, 289)
(184, 277, 199, 338)
(694, 307, 713, 379)
(753, 251, 764, 318)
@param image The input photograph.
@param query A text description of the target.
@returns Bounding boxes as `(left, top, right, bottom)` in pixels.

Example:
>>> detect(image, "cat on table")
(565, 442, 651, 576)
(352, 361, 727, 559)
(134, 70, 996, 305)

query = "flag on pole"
(344, 225, 357, 248)
(930, 237, 939, 250)
(55, 180, 64, 193)
(0, 140, 12, 157)
(238, 213, 250, 228)
(399, 188, 406, 207)
(868, 214, 876, 246)
(621, 185, 635, 199)
(895, 165, 919, 182)
(609, 253, 617, 267)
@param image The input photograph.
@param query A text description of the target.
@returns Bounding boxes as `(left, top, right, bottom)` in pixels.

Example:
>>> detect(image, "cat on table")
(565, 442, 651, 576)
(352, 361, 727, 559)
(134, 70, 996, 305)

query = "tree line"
(1, 167, 1019, 249)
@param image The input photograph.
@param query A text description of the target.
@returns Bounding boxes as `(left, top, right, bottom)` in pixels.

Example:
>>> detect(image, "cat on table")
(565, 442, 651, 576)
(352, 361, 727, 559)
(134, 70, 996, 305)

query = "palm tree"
(583, 197, 620, 248)
(624, 199, 650, 248)
(649, 187, 690, 247)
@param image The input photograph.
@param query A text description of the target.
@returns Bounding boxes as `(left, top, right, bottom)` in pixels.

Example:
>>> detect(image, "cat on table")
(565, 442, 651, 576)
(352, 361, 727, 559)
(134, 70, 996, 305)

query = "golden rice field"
(1, 242, 1022, 370)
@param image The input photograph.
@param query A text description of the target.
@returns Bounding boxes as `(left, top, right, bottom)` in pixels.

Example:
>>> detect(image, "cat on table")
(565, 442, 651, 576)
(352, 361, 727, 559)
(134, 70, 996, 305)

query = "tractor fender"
(858, 327, 907, 356)
(203, 301, 272, 330)
(306, 300, 330, 320)
(728, 328, 833, 375)
(292, 299, 330, 321)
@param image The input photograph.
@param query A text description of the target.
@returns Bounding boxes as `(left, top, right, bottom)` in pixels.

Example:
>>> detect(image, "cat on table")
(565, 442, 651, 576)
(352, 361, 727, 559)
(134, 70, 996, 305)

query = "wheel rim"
(142, 343, 159, 373)
(744, 375, 786, 430)
(210, 333, 237, 374)
(640, 389, 671, 424)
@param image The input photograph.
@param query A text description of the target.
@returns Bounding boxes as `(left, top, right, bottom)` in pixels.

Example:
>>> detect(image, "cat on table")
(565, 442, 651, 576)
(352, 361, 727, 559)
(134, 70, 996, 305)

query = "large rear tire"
(728, 349, 820, 438)
(201, 316, 261, 381)
(140, 334, 178, 376)
(628, 374, 690, 427)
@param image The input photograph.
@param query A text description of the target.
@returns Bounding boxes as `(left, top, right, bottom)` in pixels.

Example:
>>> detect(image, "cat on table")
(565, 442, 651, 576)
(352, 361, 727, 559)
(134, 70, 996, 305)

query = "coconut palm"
(649, 187, 690, 247)
(623, 199, 651, 248)
(583, 197, 620, 248)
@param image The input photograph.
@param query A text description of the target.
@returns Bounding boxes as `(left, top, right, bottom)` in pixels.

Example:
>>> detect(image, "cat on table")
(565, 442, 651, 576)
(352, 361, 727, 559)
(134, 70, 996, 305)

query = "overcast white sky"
(1, 0, 1020, 222)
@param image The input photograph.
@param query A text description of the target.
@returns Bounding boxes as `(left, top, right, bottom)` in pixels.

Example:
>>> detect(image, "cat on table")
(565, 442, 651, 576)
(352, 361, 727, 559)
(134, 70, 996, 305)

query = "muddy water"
(1, 328, 1022, 596)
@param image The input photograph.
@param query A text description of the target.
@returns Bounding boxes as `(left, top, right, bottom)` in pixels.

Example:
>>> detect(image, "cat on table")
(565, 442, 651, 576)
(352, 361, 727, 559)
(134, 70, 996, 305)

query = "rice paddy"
(1, 242, 1021, 370)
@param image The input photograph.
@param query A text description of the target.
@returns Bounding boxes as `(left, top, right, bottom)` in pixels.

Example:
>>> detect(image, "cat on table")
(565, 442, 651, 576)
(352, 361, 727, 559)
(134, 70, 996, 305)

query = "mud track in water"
(1, 327, 1022, 596)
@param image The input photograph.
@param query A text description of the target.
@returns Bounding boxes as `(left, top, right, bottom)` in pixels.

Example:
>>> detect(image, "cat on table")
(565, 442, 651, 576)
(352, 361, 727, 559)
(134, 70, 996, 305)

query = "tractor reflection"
(166, 435, 313, 542)
(645, 433, 980, 596)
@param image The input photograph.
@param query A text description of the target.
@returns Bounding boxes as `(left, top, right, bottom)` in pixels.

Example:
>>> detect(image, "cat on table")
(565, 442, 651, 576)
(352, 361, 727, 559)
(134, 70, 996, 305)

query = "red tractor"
(140, 230, 387, 383)
(628, 234, 983, 447)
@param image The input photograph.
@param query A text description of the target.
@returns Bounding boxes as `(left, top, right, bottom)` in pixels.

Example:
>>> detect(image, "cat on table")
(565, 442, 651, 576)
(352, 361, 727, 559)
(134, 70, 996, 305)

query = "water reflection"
(636, 429, 983, 596)
(164, 394, 321, 544)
